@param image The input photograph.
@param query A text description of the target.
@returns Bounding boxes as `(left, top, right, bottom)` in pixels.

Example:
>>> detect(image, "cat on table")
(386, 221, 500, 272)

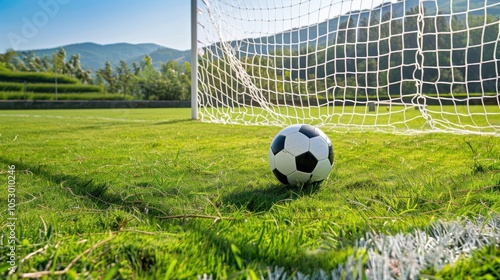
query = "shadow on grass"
(153, 119, 192, 126)
(0, 157, 167, 217)
(77, 121, 148, 131)
(1, 156, 329, 276)
(222, 183, 322, 212)
(199, 222, 337, 277)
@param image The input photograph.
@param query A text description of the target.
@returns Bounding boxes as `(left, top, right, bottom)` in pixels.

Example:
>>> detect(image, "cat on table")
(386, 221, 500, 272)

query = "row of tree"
(0, 48, 191, 100)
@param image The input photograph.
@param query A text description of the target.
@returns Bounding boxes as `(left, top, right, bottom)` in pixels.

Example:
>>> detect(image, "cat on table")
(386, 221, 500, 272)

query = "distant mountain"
(19, 42, 191, 72)
(127, 46, 191, 70)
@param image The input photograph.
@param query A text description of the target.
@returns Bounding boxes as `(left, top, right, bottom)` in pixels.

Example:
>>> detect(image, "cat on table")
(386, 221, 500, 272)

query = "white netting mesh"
(196, 0, 500, 135)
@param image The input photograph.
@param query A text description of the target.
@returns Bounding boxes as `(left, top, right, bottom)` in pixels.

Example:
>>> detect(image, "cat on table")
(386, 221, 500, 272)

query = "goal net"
(195, 0, 500, 135)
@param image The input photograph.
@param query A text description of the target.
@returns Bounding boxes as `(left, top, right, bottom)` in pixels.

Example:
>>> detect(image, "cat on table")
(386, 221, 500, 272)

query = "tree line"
(0, 48, 191, 100)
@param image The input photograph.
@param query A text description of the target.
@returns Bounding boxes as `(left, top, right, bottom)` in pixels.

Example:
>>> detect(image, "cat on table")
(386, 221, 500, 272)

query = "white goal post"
(192, 0, 500, 135)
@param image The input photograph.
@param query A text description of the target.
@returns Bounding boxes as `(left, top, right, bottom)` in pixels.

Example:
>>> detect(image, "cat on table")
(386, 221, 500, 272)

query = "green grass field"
(200, 104, 500, 134)
(0, 108, 499, 279)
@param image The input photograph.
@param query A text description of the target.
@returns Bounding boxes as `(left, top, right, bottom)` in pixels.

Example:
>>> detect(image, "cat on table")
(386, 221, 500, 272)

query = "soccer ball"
(268, 124, 334, 186)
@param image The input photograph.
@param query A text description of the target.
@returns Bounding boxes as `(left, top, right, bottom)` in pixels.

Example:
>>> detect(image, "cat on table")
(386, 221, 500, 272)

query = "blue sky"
(0, 0, 191, 52)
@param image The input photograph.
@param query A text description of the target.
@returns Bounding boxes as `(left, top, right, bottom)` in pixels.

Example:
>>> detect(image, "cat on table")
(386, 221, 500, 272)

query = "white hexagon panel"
(284, 132, 310, 156)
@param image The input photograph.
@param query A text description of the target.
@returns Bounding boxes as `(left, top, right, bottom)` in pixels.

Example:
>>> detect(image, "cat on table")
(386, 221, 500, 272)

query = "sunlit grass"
(200, 104, 500, 134)
(0, 108, 498, 278)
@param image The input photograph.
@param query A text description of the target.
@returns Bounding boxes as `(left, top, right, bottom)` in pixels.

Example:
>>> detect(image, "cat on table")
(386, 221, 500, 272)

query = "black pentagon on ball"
(328, 144, 334, 165)
(270, 135, 286, 155)
(272, 169, 289, 185)
(299, 124, 320, 139)
(295, 151, 318, 173)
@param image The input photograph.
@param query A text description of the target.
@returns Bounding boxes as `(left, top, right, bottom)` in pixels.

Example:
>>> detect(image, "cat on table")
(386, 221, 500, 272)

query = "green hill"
(128, 47, 190, 70)
(18, 42, 191, 72)
(0, 71, 78, 84)
(0, 69, 126, 100)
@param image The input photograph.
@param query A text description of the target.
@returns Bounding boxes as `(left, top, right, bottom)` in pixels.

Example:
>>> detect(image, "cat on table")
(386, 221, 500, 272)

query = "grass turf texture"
(200, 105, 500, 135)
(0, 108, 499, 279)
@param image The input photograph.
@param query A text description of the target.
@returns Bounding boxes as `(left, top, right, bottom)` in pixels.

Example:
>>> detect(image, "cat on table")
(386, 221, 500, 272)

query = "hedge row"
(0, 92, 131, 101)
(0, 71, 79, 84)
(0, 82, 102, 93)
(425, 93, 495, 99)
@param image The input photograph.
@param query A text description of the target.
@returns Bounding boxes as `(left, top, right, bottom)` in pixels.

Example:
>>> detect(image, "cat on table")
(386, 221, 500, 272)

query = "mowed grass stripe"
(0, 108, 499, 278)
